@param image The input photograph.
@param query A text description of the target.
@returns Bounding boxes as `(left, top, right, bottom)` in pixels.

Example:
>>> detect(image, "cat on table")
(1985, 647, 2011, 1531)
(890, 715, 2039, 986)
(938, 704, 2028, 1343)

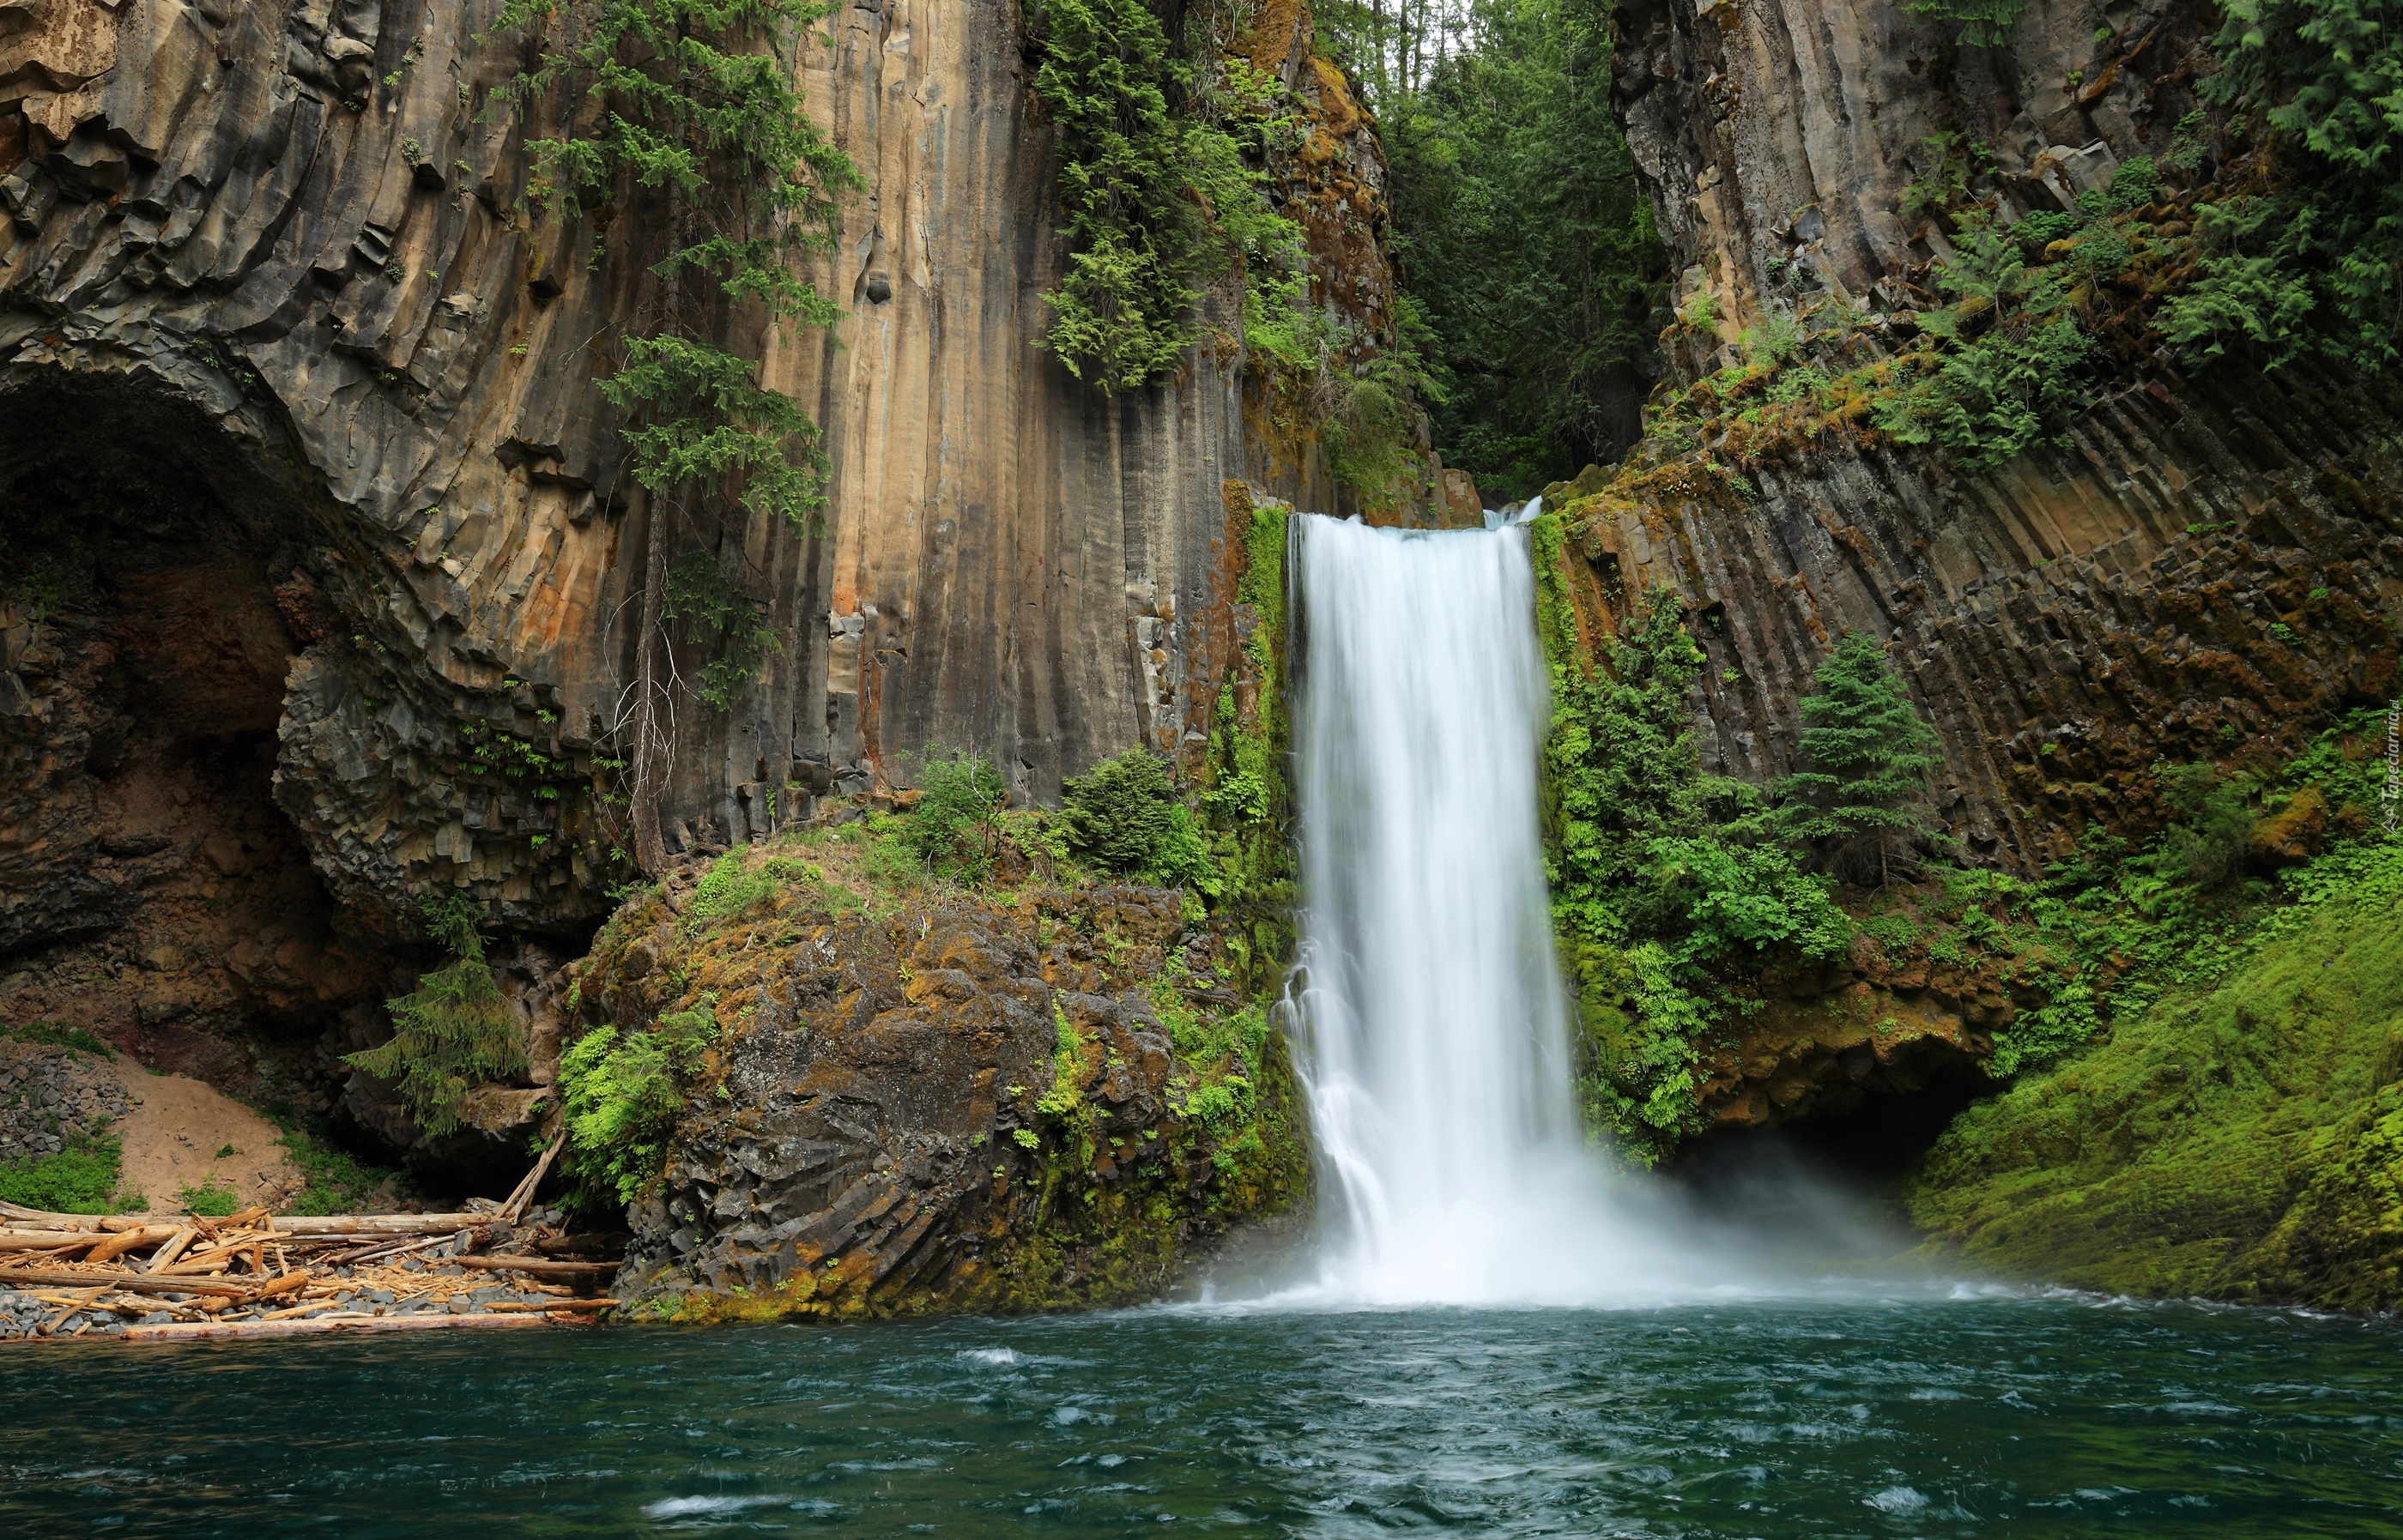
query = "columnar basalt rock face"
(1613, 0, 2212, 365)
(1, 0, 1420, 943)
(1563, 365, 2403, 872)
(1588, 0, 2403, 875)
(578, 871, 1306, 1319)
(3, 0, 652, 931)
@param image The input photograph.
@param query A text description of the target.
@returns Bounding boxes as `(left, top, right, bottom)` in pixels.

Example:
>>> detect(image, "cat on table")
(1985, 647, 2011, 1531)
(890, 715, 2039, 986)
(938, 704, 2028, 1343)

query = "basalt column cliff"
(0, 0, 1415, 917)
(1589, 0, 2402, 872)
(0, 0, 1434, 1125)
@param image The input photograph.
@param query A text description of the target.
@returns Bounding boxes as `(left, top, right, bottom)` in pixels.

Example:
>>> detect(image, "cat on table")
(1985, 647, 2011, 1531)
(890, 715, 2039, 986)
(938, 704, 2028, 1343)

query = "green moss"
(1910, 840, 2403, 1305)
(1199, 495, 1296, 993)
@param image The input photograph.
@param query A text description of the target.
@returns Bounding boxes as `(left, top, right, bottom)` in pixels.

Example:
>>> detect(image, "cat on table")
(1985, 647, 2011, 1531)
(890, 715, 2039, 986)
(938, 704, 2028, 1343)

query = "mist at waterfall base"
(1267, 508, 1896, 1309)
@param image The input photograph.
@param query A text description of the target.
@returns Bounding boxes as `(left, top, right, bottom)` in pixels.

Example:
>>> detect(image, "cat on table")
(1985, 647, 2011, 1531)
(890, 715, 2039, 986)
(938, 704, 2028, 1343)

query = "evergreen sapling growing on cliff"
(496, 0, 864, 871)
(1062, 746, 1217, 891)
(1771, 631, 1943, 885)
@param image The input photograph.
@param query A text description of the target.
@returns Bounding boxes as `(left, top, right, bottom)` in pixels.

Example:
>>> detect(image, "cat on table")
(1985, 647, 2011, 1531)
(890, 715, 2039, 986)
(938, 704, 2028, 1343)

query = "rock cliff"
(1572, 0, 2401, 1144)
(569, 841, 1306, 1319)
(0, 0, 1438, 939)
(1589, 0, 2401, 874)
(1, 0, 1434, 1135)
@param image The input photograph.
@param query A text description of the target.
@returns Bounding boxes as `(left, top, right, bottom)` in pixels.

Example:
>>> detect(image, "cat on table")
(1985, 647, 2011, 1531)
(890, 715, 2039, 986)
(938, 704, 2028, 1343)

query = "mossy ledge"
(1908, 842, 2403, 1309)
(562, 836, 1308, 1323)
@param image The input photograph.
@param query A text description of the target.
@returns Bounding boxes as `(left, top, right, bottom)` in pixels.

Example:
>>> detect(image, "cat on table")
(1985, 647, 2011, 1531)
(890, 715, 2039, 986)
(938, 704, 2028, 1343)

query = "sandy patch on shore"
(106, 1058, 302, 1211)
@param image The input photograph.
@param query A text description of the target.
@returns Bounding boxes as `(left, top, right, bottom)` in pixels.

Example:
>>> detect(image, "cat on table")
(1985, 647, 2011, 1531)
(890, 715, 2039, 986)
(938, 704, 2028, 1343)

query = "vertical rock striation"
(1587, 0, 2403, 868)
(0, 0, 1432, 944)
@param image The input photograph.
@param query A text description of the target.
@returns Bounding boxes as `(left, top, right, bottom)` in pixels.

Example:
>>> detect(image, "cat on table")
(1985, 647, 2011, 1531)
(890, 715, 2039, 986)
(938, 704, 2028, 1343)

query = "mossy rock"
(1907, 848, 2403, 1307)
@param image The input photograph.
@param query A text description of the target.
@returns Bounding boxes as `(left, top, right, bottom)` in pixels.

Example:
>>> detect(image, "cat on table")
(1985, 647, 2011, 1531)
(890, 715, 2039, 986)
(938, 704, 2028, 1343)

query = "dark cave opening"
(0, 373, 421, 1191)
(1667, 1062, 1994, 1229)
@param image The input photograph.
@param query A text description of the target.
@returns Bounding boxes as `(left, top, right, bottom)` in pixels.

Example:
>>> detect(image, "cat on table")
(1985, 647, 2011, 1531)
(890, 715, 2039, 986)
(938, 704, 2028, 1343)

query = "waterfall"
(1279, 509, 1728, 1307)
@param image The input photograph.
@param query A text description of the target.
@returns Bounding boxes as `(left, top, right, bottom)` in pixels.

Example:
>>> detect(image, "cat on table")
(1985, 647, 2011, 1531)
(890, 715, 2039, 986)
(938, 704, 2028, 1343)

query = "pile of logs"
(0, 1194, 624, 1342)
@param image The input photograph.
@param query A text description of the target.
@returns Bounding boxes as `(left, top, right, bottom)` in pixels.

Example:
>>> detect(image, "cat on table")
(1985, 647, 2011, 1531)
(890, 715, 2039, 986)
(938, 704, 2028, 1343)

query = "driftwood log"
(0, 1267, 255, 1298)
(114, 1313, 574, 1342)
(448, 1256, 620, 1280)
(0, 1203, 494, 1236)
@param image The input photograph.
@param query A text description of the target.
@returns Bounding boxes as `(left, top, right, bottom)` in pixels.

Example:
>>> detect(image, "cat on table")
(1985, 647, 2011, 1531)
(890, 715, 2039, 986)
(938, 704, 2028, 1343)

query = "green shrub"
(1, 1021, 113, 1059)
(0, 1133, 136, 1214)
(558, 1024, 686, 1206)
(2104, 155, 2161, 213)
(1062, 748, 1177, 873)
(685, 850, 784, 928)
(1029, 0, 1300, 390)
(177, 1179, 240, 1217)
(1644, 836, 1852, 959)
(902, 746, 1008, 879)
(2152, 761, 2254, 886)
(1878, 214, 2091, 470)
(344, 894, 525, 1138)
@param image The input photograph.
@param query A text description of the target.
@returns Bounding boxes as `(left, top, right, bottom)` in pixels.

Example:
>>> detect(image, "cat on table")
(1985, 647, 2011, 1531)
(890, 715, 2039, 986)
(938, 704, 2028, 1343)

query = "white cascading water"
(1278, 505, 1765, 1307)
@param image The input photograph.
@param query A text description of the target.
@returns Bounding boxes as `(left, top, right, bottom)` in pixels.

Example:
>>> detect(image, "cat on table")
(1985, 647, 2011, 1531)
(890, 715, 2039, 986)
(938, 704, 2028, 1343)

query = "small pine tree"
(1772, 631, 1942, 885)
(1062, 748, 1176, 873)
(346, 894, 525, 1138)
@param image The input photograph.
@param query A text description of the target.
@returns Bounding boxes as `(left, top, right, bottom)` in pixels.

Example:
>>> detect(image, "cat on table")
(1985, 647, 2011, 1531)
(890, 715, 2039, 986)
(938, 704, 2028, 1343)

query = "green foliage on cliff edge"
(1526, 511, 1853, 1163)
(1027, 0, 1306, 390)
(1204, 498, 1298, 992)
(2164, 0, 2403, 373)
(495, 0, 864, 710)
(1910, 838, 2403, 1307)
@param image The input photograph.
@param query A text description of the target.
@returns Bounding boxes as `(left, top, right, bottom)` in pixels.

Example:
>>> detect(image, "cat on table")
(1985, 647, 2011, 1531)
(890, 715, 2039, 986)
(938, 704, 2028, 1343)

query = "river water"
(6, 1296, 2400, 1534)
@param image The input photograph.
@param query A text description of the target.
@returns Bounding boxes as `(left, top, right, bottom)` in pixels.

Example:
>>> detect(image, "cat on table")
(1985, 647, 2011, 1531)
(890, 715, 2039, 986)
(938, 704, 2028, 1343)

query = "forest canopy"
(1318, 0, 1667, 500)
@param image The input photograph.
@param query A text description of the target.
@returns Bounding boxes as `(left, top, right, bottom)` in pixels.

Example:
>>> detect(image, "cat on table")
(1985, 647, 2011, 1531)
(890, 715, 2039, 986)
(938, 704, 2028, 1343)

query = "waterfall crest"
(1280, 511, 1724, 1306)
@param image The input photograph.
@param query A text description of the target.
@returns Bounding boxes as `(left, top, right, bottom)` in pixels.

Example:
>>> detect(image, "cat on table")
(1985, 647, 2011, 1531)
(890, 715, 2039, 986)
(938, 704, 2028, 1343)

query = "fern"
(1901, 0, 2028, 47)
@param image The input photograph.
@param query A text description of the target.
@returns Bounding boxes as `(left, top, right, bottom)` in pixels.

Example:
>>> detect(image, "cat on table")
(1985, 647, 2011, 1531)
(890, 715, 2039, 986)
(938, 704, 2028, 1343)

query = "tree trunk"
(626, 155, 695, 876)
(627, 488, 670, 874)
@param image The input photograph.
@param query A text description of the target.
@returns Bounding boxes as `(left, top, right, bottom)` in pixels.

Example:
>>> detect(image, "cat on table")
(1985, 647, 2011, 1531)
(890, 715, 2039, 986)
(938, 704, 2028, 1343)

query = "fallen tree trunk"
(0, 1231, 109, 1253)
(449, 1255, 621, 1280)
(0, 1204, 489, 1237)
(0, 1266, 251, 1298)
(110, 1313, 567, 1343)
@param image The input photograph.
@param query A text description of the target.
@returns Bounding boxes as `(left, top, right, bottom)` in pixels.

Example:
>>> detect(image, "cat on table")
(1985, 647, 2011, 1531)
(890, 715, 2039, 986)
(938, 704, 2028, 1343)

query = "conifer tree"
(496, 0, 865, 871)
(346, 895, 524, 1138)
(1772, 631, 1942, 885)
